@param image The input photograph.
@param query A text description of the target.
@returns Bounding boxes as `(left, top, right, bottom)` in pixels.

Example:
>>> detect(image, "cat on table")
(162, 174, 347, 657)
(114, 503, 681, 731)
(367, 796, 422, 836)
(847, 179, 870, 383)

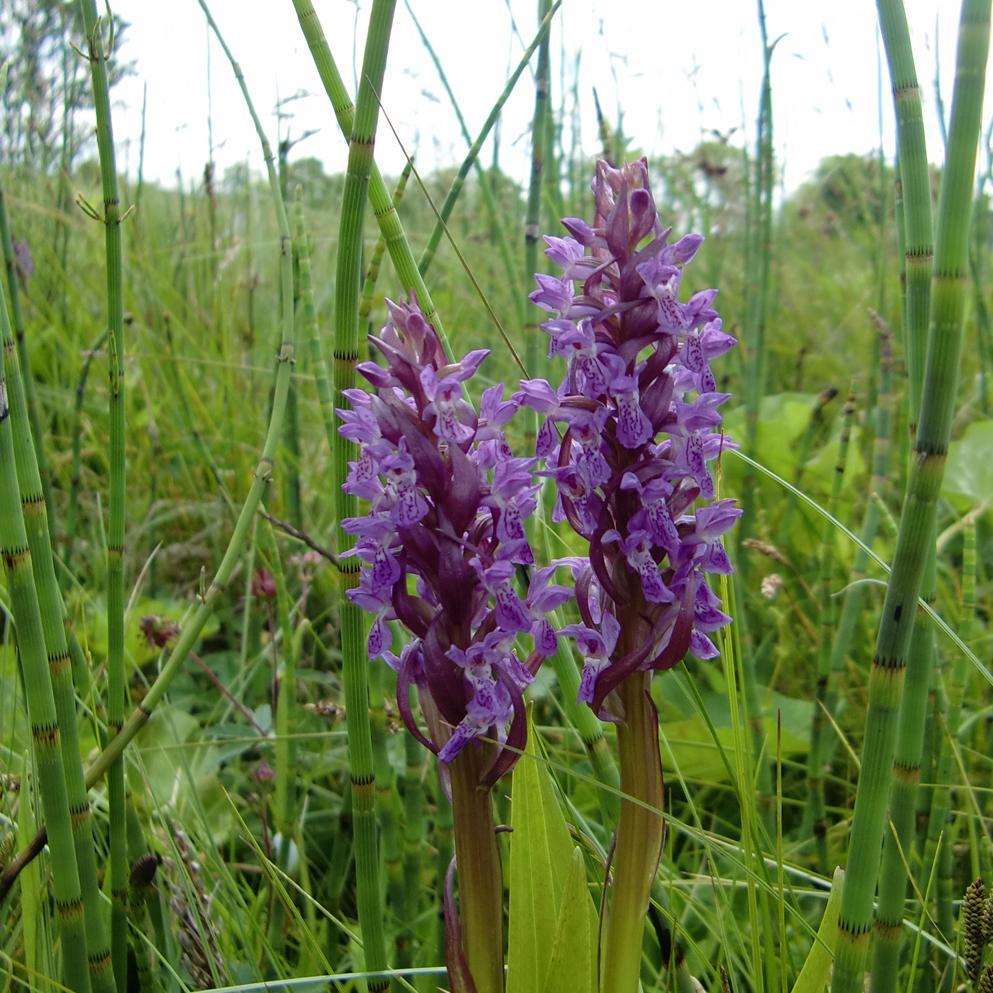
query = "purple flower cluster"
(338, 297, 571, 778)
(516, 158, 741, 715)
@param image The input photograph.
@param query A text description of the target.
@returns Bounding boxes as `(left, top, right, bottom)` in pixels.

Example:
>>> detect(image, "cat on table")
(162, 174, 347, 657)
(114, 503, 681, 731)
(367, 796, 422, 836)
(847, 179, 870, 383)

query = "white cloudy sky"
(106, 1, 968, 194)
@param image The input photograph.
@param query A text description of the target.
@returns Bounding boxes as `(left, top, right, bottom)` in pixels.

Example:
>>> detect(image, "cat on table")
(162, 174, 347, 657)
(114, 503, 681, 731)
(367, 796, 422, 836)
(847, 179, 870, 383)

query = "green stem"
(64, 329, 108, 570)
(0, 304, 90, 993)
(805, 386, 856, 871)
(449, 746, 503, 993)
(293, 189, 337, 464)
(77, 4, 128, 986)
(0, 186, 52, 528)
(291, 0, 447, 344)
(602, 671, 665, 993)
(331, 2, 398, 989)
(833, 3, 991, 991)
(2, 267, 116, 993)
(359, 161, 412, 337)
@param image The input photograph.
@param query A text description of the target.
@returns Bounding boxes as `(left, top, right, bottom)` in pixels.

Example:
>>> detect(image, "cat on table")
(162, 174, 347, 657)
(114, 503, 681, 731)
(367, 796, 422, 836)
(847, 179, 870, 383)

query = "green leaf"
(507, 721, 596, 993)
(790, 867, 844, 993)
(943, 419, 993, 510)
(542, 847, 597, 993)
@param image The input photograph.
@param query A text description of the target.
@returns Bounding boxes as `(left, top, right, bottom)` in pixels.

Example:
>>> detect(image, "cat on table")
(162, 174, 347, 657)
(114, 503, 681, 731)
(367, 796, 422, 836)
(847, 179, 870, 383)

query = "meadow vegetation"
(0, 2, 992, 992)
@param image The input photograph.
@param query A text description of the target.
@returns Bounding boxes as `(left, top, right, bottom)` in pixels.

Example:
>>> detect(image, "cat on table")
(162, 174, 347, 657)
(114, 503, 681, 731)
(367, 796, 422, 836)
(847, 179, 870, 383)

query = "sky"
(106, 1, 967, 196)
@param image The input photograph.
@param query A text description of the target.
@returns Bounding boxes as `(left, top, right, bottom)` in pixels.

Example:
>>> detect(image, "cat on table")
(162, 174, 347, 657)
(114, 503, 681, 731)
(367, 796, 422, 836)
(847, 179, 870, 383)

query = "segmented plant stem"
(2, 279, 116, 993)
(77, 3, 128, 985)
(871, 544, 937, 992)
(832, 4, 991, 991)
(359, 161, 411, 335)
(291, 0, 447, 342)
(331, 2, 398, 988)
(0, 186, 52, 525)
(0, 298, 90, 992)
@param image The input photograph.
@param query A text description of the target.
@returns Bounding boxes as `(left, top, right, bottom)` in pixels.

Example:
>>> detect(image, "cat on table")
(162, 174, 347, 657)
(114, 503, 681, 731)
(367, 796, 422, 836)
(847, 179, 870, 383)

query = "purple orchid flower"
(338, 294, 562, 783)
(518, 158, 741, 715)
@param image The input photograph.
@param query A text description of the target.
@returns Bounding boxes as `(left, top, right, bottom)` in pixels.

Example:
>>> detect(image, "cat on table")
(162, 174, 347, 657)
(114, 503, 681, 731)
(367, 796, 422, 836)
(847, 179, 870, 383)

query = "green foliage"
(507, 724, 597, 993)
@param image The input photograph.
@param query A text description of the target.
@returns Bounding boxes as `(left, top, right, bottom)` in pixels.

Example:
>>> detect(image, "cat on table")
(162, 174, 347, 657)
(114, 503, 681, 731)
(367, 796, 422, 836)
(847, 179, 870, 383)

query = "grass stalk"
(330, 3, 398, 989)
(832, 3, 992, 990)
(76, 4, 128, 985)
(63, 329, 108, 573)
(804, 386, 856, 870)
(292, 188, 337, 464)
(401, 7, 521, 325)
(415, 1, 562, 281)
(524, 0, 552, 405)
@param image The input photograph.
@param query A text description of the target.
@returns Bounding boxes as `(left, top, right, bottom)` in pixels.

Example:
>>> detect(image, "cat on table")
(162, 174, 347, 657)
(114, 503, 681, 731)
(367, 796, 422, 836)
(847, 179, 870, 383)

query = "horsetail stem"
(0, 290, 90, 993)
(832, 3, 991, 991)
(359, 161, 411, 336)
(0, 185, 52, 527)
(76, 3, 128, 985)
(331, 2, 398, 988)
(2, 259, 116, 993)
(290, 0, 447, 342)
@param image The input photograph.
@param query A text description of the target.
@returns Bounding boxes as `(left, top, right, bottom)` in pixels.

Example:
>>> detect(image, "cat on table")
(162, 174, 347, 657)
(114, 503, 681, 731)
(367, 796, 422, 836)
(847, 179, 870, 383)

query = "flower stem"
(450, 746, 504, 993)
(602, 670, 665, 993)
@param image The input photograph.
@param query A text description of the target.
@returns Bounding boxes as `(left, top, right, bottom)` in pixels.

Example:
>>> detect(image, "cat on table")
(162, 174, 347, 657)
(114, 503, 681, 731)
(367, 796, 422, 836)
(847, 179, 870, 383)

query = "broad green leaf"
(542, 847, 597, 993)
(660, 691, 812, 783)
(943, 419, 993, 510)
(790, 867, 844, 993)
(507, 721, 589, 993)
